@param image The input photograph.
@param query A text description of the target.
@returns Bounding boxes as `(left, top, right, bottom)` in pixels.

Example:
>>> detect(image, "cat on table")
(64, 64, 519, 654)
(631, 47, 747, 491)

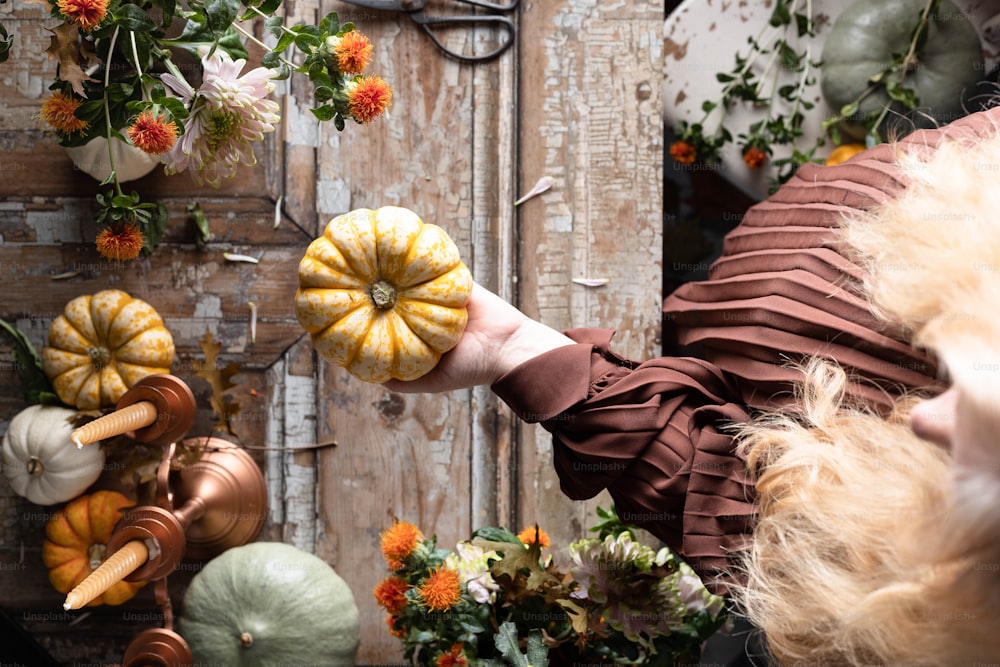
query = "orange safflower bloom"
(39, 91, 89, 136)
(669, 140, 697, 164)
(347, 75, 392, 124)
(334, 30, 373, 74)
(517, 525, 550, 548)
(127, 110, 179, 154)
(374, 576, 409, 615)
(436, 643, 469, 667)
(743, 146, 767, 169)
(385, 614, 406, 638)
(380, 521, 423, 569)
(418, 566, 462, 612)
(57, 0, 108, 32)
(95, 224, 145, 261)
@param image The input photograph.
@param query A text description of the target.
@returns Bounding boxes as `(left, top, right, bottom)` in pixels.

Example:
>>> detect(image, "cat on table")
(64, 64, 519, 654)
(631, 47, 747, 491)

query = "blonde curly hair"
(736, 132, 1000, 665)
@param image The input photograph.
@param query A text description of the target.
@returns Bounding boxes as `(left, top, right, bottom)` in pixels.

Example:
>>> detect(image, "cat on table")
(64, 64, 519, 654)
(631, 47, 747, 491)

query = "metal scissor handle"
(410, 12, 516, 62)
(451, 0, 519, 11)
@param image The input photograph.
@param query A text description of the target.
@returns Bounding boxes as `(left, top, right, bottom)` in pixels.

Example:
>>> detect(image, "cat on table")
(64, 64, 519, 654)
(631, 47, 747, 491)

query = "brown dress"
(491, 107, 1000, 593)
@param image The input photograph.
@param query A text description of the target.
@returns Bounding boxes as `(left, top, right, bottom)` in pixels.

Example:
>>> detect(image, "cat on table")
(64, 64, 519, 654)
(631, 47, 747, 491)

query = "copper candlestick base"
(122, 628, 192, 667)
(170, 436, 268, 561)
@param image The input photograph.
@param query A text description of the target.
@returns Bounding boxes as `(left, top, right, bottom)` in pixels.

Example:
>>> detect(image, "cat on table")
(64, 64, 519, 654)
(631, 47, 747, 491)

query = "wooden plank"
(514, 0, 664, 548)
(311, 1, 502, 661)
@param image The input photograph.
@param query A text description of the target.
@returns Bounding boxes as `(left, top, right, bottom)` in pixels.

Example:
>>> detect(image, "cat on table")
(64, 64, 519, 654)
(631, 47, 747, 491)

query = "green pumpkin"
(180, 542, 360, 666)
(821, 0, 983, 140)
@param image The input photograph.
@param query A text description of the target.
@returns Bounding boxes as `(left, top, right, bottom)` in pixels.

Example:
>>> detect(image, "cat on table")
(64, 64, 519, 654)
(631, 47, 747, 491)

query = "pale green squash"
(180, 542, 361, 666)
(821, 0, 983, 140)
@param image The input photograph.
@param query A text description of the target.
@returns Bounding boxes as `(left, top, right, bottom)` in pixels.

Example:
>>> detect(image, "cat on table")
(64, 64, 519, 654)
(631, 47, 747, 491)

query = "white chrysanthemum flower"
(444, 541, 500, 604)
(161, 51, 281, 187)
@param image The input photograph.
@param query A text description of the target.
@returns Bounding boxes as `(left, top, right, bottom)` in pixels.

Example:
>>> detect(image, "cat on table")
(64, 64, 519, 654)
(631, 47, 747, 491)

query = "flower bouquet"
(7, 0, 392, 261)
(375, 506, 729, 666)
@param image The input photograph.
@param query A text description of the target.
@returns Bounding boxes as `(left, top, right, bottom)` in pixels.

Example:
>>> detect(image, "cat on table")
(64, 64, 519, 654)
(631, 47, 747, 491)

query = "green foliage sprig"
(670, 0, 821, 187)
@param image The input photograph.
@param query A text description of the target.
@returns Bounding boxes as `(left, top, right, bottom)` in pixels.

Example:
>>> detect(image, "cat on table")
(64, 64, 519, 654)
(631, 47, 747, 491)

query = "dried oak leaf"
(194, 330, 242, 434)
(472, 538, 557, 592)
(46, 22, 98, 97)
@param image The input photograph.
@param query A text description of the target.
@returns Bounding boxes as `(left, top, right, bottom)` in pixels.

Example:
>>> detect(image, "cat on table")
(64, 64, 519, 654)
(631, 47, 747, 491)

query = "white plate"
(664, 0, 1000, 200)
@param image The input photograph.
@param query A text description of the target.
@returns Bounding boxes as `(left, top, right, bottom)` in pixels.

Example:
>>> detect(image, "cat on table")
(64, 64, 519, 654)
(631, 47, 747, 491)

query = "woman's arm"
(384, 282, 576, 393)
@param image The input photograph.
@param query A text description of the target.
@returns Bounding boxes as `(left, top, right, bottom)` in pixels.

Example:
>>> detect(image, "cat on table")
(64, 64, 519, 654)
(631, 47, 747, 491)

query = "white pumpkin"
(2, 405, 105, 505)
(64, 136, 161, 183)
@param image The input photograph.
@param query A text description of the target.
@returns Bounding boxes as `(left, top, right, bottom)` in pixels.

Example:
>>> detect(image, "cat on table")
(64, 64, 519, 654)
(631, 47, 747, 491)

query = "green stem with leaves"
(228, 21, 296, 70)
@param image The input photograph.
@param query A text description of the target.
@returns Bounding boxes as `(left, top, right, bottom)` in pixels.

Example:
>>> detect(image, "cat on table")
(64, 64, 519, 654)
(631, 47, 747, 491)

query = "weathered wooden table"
(0, 0, 665, 662)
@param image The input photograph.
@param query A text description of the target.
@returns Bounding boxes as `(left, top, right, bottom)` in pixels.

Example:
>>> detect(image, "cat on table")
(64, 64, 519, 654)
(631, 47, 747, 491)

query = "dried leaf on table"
(45, 22, 98, 97)
(193, 330, 242, 434)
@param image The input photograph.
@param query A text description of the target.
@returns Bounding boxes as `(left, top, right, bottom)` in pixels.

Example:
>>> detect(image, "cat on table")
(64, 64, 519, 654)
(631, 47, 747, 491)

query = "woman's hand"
(383, 282, 575, 393)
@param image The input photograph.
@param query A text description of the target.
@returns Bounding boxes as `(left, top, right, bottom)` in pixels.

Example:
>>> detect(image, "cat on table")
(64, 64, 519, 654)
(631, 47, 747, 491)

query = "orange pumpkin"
(825, 143, 867, 166)
(42, 290, 175, 410)
(42, 490, 147, 606)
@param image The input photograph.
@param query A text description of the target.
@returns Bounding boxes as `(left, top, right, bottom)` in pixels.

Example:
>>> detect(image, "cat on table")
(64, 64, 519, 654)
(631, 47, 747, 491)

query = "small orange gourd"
(42, 490, 147, 606)
(42, 290, 175, 410)
(295, 206, 473, 382)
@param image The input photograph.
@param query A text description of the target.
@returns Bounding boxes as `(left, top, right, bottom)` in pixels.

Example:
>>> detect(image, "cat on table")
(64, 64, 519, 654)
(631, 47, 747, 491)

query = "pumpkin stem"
(26, 456, 45, 478)
(87, 346, 112, 370)
(240, 631, 254, 648)
(369, 279, 398, 310)
(87, 543, 107, 571)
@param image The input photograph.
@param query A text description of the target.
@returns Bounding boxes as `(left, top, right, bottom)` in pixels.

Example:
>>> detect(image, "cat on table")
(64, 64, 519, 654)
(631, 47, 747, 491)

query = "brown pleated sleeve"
(663, 107, 1000, 411)
(492, 328, 754, 593)
(491, 108, 1000, 594)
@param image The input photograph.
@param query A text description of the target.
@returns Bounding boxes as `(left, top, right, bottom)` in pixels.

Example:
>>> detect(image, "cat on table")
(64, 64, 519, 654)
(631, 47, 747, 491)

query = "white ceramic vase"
(65, 136, 161, 183)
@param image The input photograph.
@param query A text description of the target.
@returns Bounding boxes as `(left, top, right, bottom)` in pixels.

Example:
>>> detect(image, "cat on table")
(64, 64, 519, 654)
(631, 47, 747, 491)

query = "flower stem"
(229, 22, 297, 70)
(103, 26, 124, 197)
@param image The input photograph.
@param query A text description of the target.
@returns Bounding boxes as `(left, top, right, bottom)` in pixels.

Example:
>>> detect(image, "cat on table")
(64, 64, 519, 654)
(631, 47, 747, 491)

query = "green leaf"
(271, 63, 291, 80)
(310, 104, 336, 121)
(319, 11, 340, 35)
(493, 622, 550, 667)
(273, 31, 297, 53)
(885, 80, 919, 108)
(114, 3, 158, 32)
(293, 33, 320, 51)
(255, 0, 284, 15)
(159, 96, 190, 120)
(839, 101, 859, 119)
(141, 202, 169, 252)
(111, 192, 140, 208)
(0, 318, 56, 405)
(188, 201, 212, 247)
(471, 526, 521, 544)
(0, 21, 12, 65)
(768, 0, 791, 27)
(263, 15, 284, 38)
(794, 12, 813, 37)
(494, 622, 527, 667)
(205, 0, 240, 35)
(261, 50, 282, 69)
(779, 42, 800, 71)
(106, 81, 136, 103)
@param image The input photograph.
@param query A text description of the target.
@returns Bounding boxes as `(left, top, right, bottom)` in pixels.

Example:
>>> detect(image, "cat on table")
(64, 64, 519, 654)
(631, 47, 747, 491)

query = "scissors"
(343, 0, 518, 63)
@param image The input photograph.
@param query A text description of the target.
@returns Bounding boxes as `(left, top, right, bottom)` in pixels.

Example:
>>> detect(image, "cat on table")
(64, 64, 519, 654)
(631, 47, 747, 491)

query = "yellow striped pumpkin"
(295, 206, 472, 382)
(42, 290, 175, 410)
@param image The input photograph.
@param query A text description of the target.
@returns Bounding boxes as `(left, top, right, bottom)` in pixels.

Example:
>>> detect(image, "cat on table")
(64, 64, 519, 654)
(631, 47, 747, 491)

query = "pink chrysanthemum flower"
(161, 51, 281, 187)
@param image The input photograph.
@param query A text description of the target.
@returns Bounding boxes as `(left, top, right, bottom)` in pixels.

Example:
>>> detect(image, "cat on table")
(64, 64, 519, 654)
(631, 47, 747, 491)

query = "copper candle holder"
(57, 375, 269, 667)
